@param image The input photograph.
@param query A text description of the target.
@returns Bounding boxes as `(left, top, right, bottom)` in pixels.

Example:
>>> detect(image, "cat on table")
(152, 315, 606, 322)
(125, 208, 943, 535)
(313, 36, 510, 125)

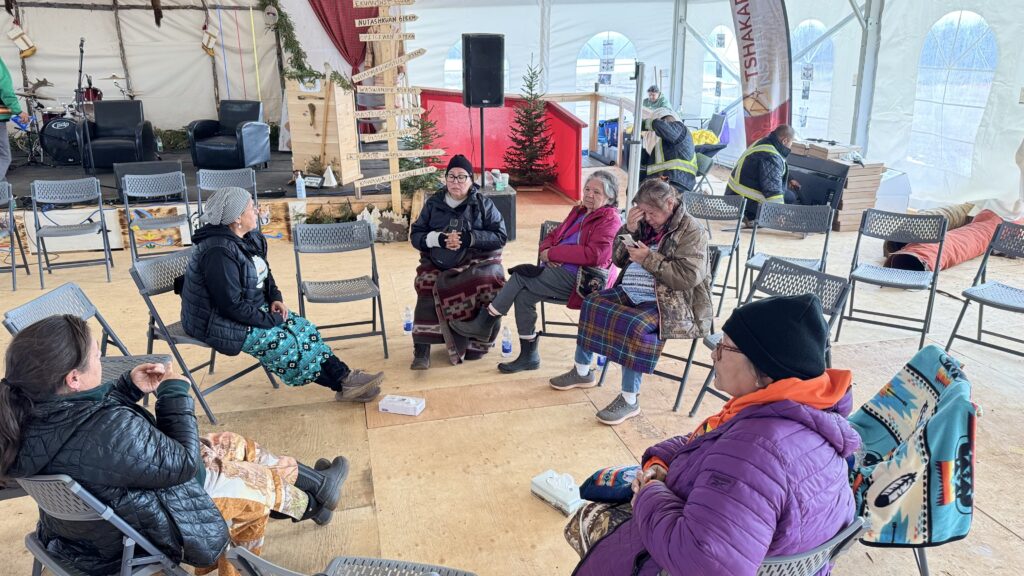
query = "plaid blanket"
(577, 287, 665, 373)
(413, 251, 505, 365)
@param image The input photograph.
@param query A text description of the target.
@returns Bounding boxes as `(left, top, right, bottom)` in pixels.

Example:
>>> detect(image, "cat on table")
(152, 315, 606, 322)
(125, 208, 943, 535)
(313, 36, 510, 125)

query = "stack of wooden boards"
(790, 142, 886, 231)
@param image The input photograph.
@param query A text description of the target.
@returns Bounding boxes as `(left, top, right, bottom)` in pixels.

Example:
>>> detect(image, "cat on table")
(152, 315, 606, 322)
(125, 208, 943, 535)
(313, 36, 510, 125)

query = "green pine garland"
(259, 0, 354, 90)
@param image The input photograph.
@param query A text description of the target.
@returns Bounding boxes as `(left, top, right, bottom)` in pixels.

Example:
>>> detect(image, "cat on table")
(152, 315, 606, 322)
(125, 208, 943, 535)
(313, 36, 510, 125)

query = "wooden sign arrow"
(355, 14, 418, 27)
(351, 48, 426, 82)
(354, 0, 415, 7)
(349, 148, 445, 160)
(355, 166, 437, 188)
(359, 128, 417, 143)
(359, 33, 416, 42)
(354, 107, 424, 119)
(356, 85, 421, 95)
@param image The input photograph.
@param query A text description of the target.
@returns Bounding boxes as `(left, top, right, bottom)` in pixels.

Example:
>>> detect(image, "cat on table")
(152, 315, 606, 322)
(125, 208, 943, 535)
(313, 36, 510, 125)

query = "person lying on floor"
(0, 315, 351, 576)
(550, 178, 713, 425)
(408, 154, 508, 369)
(451, 170, 621, 373)
(566, 294, 860, 576)
(180, 186, 382, 402)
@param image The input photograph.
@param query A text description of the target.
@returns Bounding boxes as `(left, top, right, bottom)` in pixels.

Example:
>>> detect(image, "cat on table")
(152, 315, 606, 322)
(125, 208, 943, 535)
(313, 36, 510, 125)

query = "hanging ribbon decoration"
(217, 7, 231, 98)
(248, 6, 262, 101)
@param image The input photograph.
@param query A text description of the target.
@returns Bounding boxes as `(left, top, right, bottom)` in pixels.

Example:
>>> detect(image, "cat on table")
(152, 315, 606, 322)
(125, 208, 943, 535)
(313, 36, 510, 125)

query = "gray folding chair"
(292, 221, 388, 358)
(1, 183, 31, 290)
(2, 282, 171, 387)
(227, 547, 478, 576)
(537, 219, 577, 339)
(834, 209, 947, 349)
(755, 517, 865, 576)
(684, 192, 746, 315)
(739, 202, 834, 303)
(17, 475, 190, 576)
(121, 172, 193, 262)
(30, 177, 113, 289)
(689, 257, 850, 417)
(130, 250, 279, 424)
(707, 112, 726, 137)
(946, 221, 1024, 357)
(197, 167, 260, 228)
(595, 247, 723, 412)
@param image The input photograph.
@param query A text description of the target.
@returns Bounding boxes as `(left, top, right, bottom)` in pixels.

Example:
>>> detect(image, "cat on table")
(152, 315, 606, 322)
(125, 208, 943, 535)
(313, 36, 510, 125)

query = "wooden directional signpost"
(351, 0, 442, 209)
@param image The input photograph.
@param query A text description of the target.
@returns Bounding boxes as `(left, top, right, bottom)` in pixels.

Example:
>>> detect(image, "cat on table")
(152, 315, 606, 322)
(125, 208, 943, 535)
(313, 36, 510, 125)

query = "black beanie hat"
(721, 293, 828, 381)
(446, 154, 474, 176)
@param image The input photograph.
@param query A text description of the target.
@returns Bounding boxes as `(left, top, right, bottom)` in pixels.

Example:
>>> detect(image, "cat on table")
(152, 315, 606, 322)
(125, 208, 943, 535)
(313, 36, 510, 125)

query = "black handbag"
(576, 266, 610, 299)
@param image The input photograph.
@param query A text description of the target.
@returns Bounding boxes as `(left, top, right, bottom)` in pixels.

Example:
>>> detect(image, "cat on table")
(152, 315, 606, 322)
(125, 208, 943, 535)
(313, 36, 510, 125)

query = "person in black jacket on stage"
(180, 187, 382, 402)
(408, 154, 508, 370)
(0, 315, 350, 575)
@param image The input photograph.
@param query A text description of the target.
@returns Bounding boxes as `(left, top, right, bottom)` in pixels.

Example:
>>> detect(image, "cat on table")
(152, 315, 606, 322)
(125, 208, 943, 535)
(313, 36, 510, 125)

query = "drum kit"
(12, 73, 143, 167)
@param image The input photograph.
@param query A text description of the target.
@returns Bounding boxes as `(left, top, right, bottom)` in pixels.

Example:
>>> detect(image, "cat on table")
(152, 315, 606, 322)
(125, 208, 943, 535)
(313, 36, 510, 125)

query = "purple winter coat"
(573, 392, 860, 576)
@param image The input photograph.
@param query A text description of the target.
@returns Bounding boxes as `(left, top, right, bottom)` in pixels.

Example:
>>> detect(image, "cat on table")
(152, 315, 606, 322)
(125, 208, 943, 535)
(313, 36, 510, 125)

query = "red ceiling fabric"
(306, 0, 376, 74)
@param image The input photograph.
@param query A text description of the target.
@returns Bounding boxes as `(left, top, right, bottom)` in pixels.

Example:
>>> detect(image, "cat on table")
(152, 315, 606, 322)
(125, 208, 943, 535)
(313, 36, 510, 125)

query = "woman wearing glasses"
(566, 294, 858, 576)
(409, 155, 508, 369)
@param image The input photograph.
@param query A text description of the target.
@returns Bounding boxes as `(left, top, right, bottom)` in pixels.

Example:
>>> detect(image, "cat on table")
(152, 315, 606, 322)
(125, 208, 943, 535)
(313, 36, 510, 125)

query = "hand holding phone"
(618, 234, 639, 249)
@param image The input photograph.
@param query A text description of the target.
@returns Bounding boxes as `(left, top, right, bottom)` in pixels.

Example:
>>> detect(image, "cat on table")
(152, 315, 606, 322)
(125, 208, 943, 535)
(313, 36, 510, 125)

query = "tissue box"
(378, 395, 425, 416)
(531, 469, 583, 516)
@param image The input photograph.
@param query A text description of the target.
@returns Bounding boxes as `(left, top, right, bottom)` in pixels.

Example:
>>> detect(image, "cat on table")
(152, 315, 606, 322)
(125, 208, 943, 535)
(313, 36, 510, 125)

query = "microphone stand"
(76, 38, 93, 174)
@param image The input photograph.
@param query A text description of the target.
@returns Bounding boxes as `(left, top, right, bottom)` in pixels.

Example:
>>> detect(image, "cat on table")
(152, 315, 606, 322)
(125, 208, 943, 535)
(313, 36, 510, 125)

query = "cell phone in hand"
(619, 234, 639, 249)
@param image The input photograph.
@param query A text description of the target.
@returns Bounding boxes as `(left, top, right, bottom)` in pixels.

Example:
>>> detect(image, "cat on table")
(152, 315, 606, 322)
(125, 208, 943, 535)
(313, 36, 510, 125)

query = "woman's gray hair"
(584, 170, 619, 207)
(634, 178, 680, 209)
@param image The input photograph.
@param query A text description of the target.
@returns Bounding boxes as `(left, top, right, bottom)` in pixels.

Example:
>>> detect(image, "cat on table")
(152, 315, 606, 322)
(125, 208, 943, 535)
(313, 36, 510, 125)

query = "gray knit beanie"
(200, 187, 252, 225)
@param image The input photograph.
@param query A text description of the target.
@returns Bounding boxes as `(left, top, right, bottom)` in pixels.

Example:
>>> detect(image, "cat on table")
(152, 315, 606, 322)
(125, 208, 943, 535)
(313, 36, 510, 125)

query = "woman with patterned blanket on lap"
(409, 154, 508, 369)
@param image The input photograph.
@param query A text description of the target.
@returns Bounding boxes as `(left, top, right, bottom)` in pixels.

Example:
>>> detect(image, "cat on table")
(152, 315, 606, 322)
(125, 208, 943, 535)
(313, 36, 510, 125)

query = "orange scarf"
(692, 369, 853, 439)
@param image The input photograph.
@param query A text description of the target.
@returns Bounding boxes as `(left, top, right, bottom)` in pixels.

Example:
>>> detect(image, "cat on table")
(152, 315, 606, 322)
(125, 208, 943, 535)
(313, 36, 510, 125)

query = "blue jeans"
(574, 345, 643, 394)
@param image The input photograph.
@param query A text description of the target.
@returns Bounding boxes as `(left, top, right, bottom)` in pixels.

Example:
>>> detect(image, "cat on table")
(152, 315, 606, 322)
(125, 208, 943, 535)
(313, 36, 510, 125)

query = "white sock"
(622, 392, 638, 405)
(575, 363, 591, 376)
(487, 304, 501, 317)
(520, 333, 537, 341)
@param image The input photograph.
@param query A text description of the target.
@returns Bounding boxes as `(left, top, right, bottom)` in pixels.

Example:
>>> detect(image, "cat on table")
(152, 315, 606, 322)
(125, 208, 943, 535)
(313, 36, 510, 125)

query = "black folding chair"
(684, 192, 746, 315)
(121, 172, 193, 262)
(30, 178, 113, 289)
(738, 202, 834, 302)
(0, 182, 31, 290)
(537, 219, 578, 339)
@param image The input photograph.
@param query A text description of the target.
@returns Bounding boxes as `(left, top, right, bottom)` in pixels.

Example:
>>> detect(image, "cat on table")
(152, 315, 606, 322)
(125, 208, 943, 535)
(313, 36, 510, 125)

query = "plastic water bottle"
(295, 171, 307, 199)
(501, 326, 513, 358)
(402, 306, 413, 335)
(597, 354, 607, 367)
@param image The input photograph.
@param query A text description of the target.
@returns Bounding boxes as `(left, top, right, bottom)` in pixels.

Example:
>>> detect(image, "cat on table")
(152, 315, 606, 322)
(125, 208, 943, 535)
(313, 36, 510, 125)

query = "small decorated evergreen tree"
(399, 107, 445, 197)
(504, 63, 557, 186)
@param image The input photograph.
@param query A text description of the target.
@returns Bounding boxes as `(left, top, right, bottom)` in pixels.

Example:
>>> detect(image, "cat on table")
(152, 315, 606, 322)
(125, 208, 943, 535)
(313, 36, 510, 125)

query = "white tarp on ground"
(1, 0, 283, 129)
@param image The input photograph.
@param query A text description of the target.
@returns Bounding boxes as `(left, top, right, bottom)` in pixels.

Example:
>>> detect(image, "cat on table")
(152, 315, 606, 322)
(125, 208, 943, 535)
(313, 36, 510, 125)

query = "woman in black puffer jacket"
(0, 315, 349, 575)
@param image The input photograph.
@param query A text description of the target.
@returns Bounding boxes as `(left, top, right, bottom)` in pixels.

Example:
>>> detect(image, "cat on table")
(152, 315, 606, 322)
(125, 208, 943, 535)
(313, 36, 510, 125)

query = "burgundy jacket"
(540, 204, 621, 309)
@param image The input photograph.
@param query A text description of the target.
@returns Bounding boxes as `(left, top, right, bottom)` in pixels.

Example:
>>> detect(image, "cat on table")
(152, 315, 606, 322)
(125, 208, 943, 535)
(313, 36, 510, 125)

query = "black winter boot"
(498, 338, 541, 373)
(451, 308, 500, 342)
(411, 343, 430, 370)
(295, 456, 349, 526)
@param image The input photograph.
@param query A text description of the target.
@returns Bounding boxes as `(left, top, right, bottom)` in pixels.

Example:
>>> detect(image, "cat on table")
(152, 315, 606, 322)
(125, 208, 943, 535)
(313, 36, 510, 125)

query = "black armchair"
(187, 100, 270, 170)
(77, 100, 159, 172)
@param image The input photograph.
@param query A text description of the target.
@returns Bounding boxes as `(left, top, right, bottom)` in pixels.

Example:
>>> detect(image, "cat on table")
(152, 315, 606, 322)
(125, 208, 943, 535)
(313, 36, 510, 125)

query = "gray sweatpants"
(490, 265, 576, 338)
(0, 122, 10, 181)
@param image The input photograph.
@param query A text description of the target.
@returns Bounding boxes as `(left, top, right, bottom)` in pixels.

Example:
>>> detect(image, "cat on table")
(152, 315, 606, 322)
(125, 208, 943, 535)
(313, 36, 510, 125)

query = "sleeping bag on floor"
(886, 210, 1003, 272)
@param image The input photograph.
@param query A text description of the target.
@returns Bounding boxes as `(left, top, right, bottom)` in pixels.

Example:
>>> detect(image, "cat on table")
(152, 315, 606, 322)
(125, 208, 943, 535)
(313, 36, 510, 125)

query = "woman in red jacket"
(452, 170, 622, 372)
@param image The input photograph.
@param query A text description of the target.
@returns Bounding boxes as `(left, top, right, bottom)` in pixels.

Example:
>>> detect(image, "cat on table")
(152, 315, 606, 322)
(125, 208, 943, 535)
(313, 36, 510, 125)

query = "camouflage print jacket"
(612, 204, 713, 340)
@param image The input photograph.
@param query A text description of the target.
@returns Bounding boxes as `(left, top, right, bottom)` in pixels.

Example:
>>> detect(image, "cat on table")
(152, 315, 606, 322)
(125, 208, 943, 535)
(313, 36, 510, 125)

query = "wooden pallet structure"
(352, 0, 443, 208)
(284, 66, 362, 186)
(790, 141, 886, 232)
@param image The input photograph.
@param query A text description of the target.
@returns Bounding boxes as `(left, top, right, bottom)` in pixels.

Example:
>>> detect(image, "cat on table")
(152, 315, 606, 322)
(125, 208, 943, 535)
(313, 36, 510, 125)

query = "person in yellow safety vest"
(640, 107, 698, 194)
(725, 124, 804, 224)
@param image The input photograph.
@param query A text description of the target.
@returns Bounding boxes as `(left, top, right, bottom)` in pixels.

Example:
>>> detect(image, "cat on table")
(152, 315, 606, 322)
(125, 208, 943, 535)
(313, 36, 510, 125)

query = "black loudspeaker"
(462, 33, 504, 108)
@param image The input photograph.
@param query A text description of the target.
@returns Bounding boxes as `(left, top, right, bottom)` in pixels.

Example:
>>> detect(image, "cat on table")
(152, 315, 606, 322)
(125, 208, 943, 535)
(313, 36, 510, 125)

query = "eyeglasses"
(712, 340, 743, 360)
(446, 174, 470, 183)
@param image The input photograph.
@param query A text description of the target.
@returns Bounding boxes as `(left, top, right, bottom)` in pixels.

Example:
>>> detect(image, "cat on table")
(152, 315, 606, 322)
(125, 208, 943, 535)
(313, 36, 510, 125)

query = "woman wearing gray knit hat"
(180, 187, 383, 401)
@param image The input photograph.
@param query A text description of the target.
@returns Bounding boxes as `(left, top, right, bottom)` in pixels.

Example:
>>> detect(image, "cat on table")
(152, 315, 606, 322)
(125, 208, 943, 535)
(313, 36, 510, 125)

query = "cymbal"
(102, 74, 126, 80)
(15, 92, 54, 100)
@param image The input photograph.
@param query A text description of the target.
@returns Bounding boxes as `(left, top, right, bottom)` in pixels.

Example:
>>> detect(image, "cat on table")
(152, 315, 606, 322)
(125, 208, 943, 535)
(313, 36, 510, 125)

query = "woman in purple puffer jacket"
(567, 294, 861, 575)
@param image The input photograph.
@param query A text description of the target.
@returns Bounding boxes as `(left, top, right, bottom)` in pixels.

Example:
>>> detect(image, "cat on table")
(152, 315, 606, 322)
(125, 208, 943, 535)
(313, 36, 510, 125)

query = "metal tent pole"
(626, 61, 645, 208)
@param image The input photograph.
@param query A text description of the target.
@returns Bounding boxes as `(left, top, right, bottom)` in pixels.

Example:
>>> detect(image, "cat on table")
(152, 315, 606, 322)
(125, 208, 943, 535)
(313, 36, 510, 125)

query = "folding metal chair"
(0, 183, 31, 290)
(755, 517, 865, 576)
(17, 475, 190, 576)
(595, 247, 723, 412)
(2, 282, 171, 387)
(227, 547, 478, 576)
(738, 202, 834, 302)
(292, 221, 388, 358)
(689, 258, 851, 417)
(945, 221, 1024, 357)
(536, 219, 578, 339)
(30, 178, 113, 289)
(707, 112, 726, 137)
(121, 172, 193, 262)
(130, 250, 279, 425)
(684, 192, 746, 315)
(197, 167, 260, 228)
(834, 209, 947, 349)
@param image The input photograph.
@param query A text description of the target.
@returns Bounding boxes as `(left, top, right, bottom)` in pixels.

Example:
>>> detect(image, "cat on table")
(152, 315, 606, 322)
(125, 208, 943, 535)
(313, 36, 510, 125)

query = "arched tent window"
(791, 19, 834, 139)
(700, 25, 741, 119)
(575, 31, 637, 98)
(443, 41, 510, 92)
(907, 10, 997, 185)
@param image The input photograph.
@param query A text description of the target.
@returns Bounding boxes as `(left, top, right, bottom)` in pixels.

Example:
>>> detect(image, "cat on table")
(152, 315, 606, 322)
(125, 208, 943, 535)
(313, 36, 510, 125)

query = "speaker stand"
(478, 106, 485, 188)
